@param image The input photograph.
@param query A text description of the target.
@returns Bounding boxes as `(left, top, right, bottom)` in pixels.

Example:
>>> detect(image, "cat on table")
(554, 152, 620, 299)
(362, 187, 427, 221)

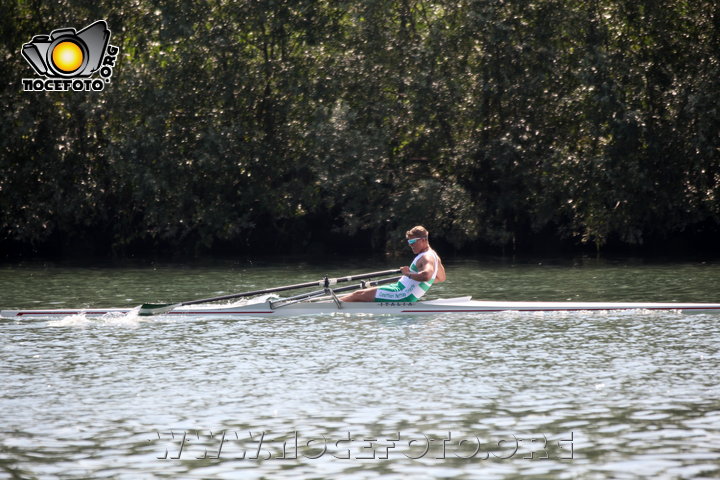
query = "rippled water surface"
(1, 257, 719, 479)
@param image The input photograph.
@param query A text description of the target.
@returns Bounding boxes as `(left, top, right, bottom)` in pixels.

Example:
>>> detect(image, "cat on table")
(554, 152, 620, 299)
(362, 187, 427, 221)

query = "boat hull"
(3, 297, 720, 319)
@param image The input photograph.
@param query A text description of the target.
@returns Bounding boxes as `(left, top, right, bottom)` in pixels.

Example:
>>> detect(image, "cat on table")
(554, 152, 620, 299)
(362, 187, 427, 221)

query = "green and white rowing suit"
(375, 249, 439, 302)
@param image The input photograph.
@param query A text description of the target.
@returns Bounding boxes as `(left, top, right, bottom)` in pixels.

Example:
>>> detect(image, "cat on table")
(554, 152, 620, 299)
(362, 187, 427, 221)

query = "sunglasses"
(407, 237, 426, 245)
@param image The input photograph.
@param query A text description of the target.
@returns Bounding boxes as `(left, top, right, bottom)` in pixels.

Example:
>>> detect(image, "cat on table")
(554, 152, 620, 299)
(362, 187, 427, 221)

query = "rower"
(341, 226, 446, 302)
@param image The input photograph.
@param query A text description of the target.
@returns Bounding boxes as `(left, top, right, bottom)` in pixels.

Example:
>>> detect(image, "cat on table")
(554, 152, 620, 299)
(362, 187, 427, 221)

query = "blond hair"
(406, 226, 429, 238)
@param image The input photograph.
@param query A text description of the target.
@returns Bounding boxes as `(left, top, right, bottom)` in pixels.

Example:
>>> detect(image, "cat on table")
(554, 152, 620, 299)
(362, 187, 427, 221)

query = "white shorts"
(374, 281, 420, 302)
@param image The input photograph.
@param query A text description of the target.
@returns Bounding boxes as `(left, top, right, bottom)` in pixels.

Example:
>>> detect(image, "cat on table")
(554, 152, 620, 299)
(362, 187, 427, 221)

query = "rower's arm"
(401, 255, 445, 283)
(435, 257, 446, 283)
(401, 262, 432, 282)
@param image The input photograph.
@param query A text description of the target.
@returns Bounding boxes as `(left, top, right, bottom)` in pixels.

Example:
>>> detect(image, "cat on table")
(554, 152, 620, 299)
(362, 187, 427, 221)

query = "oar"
(137, 269, 401, 316)
(269, 276, 401, 309)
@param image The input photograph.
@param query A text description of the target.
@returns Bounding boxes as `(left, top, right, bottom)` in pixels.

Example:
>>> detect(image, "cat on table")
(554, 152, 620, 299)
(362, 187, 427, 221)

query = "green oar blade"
(138, 303, 179, 316)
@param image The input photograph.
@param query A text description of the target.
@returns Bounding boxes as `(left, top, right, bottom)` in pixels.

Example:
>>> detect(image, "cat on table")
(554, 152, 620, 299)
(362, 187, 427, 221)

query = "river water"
(1, 257, 719, 479)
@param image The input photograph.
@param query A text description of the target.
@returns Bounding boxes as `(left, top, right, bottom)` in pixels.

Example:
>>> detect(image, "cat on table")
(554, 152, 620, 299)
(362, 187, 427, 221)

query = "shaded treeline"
(1, 0, 719, 257)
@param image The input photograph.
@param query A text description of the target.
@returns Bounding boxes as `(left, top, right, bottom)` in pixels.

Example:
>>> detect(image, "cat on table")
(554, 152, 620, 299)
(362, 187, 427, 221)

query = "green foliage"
(1, 0, 718, 256)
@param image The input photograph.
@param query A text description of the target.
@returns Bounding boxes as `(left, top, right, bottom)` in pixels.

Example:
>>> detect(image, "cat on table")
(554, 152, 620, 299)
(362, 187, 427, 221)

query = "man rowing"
(341, 226, 446, 302)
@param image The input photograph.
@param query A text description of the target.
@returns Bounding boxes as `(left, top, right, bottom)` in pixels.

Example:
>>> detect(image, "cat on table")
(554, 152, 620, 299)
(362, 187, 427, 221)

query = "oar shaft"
(181, 283, 321, 306)
(180, 269, 401, 306)
(326, 269, 402, 285)
(270, 276, 401, 308)
(333, 276, 401, 294)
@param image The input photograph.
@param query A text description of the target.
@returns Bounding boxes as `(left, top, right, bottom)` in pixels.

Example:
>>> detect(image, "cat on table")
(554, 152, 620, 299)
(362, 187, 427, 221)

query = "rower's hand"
(400, 266, 411, 276)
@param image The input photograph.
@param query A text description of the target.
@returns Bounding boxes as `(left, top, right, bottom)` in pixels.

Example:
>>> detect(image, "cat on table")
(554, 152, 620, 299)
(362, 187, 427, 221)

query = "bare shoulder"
(422, 251, 441, 270)
(414, 255, 427, 271)
(433, 251, 446, 282)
